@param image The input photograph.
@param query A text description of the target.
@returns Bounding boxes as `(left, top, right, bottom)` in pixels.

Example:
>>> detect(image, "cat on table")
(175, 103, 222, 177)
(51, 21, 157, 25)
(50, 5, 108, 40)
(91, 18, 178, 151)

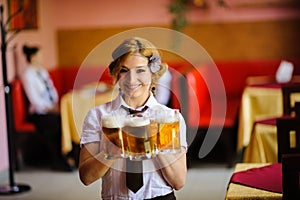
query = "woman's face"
(31, 50, 43, 65)
(118, 54, 152, 106)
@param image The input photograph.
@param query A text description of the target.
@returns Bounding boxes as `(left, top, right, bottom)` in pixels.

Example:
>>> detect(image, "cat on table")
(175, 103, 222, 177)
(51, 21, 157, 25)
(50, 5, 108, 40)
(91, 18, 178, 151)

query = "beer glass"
(122, 115, 158, 160)
(154, 109, 181, 154)
(101, 115, 126, 159)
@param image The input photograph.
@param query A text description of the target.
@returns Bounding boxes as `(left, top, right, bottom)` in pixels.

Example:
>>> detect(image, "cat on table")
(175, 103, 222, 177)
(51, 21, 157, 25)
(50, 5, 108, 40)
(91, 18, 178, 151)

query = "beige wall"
(57, 19, 300, 67)
(185, 19, 300, 61)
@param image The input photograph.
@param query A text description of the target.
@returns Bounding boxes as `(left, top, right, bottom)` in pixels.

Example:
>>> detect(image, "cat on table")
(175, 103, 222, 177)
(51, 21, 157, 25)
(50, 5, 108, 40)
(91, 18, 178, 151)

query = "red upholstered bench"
(177, 59, 300, 166)
(181, 59, 300, 129)
(184, 64, 240, 128)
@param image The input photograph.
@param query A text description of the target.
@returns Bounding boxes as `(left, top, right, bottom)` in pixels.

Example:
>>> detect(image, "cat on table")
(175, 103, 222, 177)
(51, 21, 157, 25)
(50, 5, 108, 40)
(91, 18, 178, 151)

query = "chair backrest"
(281, 153, 300, 200)
(11, 79, 36, 133)
(282, 83, 300, 115)
(276, 84, 300, 162)
(276, 115, 300, 162)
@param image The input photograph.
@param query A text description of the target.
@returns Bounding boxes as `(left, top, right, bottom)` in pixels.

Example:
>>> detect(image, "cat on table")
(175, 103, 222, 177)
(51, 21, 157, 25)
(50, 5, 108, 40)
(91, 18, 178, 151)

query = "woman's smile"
(125, 83, 142, 90)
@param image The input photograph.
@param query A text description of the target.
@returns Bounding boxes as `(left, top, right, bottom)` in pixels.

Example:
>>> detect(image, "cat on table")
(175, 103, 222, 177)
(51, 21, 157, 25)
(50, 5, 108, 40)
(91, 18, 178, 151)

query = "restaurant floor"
(0, 159, 234, 200)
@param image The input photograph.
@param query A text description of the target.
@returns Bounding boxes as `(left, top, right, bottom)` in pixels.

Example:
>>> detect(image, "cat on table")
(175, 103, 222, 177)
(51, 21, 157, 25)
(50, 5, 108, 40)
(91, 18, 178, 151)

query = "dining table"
(237, 84, 283, 151)
(225, 163, 282, 200)
(60, 82, 118, 155)
(237, 80, 300, 163)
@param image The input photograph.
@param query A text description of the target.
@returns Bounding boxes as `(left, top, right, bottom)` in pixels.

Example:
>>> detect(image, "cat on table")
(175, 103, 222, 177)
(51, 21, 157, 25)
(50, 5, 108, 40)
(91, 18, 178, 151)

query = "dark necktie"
(122, 105, 148, 193)
(126, 158, 143, 193)
(36, 70, 53, 102)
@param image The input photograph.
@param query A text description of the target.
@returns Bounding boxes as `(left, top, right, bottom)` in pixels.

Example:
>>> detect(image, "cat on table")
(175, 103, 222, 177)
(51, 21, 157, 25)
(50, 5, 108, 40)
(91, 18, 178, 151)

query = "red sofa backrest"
(11, 79, 36, 133)
(181, 59, 300, 128)
(214, 59, 300, 98)
(50, 66, 113, 96)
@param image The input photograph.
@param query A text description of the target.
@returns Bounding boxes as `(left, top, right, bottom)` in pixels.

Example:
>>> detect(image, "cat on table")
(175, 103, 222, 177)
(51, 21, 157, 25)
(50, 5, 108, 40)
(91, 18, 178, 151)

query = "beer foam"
(124, 117, 150, 127)
(102, 115, 124, 128)
(155, 115, 178, 123)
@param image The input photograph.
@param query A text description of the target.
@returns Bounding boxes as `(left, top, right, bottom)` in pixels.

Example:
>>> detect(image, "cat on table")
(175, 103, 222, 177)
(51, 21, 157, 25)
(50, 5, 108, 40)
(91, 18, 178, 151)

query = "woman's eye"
(120, 68, 128, 73)
(136, 69, 145, 73)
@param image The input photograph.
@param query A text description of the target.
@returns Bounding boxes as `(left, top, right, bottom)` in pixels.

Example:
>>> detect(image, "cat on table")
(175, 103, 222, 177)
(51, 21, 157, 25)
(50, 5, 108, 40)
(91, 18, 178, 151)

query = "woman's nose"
(127, 71, 138, 82)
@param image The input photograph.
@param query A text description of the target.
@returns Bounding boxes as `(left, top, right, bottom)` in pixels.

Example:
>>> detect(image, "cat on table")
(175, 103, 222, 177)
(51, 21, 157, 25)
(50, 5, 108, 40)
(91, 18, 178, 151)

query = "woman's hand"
(155, 147, 187, 190)
(79, 142, 116, 185)
(45, 103, 59, 114)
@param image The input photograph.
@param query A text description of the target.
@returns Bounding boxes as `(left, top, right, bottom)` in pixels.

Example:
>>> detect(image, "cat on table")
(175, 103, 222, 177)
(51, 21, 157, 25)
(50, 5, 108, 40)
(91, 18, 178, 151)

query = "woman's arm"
(156, 147, 187, 190)
(79, 142, 115, 185)
(156, 111, 187, 190)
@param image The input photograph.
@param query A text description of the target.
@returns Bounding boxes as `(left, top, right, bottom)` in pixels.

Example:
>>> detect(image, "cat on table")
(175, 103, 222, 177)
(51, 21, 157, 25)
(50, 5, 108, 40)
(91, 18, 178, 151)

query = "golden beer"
(155, 109, 181, 153)
(122, 117, 157, 159)
(158, 121, 180, 151)
(102, 127, 122, 148)
(101, 115, 125, 159)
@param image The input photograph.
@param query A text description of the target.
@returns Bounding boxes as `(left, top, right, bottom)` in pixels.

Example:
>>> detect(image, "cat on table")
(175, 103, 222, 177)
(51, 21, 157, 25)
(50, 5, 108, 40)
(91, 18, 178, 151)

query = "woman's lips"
(125, 84, 141, 90)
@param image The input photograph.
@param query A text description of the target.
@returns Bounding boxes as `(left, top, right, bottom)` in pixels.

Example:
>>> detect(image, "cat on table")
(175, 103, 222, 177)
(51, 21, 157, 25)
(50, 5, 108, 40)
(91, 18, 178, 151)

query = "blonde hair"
(108, 37, 167, 95)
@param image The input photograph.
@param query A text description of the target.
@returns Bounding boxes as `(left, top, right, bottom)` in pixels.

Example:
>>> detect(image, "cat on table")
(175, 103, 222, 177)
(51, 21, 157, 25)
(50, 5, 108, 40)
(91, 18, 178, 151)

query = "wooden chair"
(282, 84, 300, 116)
(281, 153, 300, 200)
(276, 103, 300, 162)
(276, 93, 300, 199)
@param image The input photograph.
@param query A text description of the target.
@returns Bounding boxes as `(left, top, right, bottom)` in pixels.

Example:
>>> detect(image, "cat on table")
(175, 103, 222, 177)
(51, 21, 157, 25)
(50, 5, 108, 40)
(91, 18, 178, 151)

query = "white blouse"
(21, 66, 58, 114)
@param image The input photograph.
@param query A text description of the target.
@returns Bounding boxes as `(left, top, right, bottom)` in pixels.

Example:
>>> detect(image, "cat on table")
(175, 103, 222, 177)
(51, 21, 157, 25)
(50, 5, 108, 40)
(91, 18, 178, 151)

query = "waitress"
(79, 37, 187, 199)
